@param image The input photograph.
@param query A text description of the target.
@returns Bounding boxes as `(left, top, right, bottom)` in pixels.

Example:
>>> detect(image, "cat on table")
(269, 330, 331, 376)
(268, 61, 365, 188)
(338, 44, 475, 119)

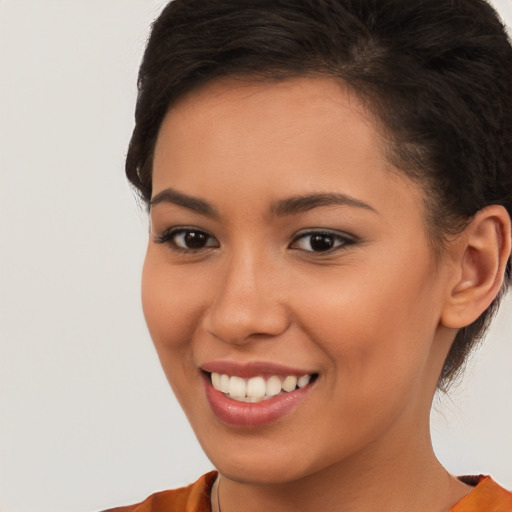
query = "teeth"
(297, 375, 311, 388)
(266, 375, 282, 397)
(210, 372, 314, 402)
(211, 372, 221, 390)
(247, 376, 266, 398)
(219, 374, 230, 393)
(282, 375, 298, 392)
(228, 376, 246, 398)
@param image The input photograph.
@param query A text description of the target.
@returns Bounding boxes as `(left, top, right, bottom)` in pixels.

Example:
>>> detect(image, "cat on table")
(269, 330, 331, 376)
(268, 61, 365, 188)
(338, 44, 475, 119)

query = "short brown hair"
(127, 0, 512, 388)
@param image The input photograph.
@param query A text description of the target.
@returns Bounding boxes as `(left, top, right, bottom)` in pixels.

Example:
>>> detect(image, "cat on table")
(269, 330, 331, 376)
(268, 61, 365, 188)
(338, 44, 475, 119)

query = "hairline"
(144, 71, 463, 264)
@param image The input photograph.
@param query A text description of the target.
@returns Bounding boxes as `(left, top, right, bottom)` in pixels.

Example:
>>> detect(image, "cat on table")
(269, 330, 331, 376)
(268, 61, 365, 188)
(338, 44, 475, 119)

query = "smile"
(202, 364, 318, 427)
(210, 372, 313, 403)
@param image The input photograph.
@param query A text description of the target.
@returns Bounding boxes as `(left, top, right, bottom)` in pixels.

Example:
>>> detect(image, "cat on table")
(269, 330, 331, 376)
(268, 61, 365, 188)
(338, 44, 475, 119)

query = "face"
(143, 77, 456, 484)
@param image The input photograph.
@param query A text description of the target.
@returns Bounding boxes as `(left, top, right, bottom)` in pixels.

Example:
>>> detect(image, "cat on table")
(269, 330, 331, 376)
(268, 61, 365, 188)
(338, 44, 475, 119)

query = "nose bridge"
(204, 244, 288, 344)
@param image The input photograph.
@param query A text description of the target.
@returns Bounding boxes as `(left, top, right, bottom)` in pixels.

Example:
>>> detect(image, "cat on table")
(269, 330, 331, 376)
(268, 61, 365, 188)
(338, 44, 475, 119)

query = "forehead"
(160, 76, 378, 138)
(152, 76, 425, 222)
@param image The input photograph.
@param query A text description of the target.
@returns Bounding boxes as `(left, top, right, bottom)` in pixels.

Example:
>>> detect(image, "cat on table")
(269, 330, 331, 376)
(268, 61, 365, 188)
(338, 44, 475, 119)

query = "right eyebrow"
(271, 192, 377, 216)
(149, 187, 219, 217)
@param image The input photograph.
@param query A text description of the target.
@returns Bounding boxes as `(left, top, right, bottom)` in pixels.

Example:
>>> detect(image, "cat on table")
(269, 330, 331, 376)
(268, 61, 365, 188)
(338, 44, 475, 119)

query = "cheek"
(290, 273, 440, 456)
(141, 250, 206, 355)
(294, 256, 441, 390)
(140, 250, 214, 413)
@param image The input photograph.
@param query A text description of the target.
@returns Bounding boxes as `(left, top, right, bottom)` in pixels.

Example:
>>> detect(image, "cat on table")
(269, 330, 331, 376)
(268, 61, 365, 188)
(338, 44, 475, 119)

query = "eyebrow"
(271, 193, 377, 216)
(149, 188, 377, 218)
(149, 188, 218, 217)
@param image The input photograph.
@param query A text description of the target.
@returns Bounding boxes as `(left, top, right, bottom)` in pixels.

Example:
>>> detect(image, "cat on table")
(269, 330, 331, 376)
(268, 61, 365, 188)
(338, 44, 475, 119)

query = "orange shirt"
(451, 476, 512, 512)
(102, 472, 217, 512)
(103, 472, 512, 512)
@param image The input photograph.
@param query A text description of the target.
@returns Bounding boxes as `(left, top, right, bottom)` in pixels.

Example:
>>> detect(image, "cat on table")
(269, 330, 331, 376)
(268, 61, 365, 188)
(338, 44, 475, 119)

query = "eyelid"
(289, 228, 356, 252)
(154, 226, 219, 252)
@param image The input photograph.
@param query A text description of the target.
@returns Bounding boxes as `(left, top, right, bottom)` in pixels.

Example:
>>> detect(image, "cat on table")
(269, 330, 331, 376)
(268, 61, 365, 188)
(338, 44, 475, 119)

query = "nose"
(202, 250, 290, 345)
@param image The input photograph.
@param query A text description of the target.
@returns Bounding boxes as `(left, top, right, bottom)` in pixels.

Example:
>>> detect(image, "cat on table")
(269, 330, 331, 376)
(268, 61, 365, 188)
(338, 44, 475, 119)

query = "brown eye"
(309, 234, 336, 252)
(178, 231, 210, 249)
(290, 231, 354, 253)
(155, 228, 219, 251)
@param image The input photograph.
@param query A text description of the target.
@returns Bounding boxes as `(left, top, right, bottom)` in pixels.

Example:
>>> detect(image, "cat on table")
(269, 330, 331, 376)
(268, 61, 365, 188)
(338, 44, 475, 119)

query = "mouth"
(200, 363, 318, 427)
(209, 372, 316, 403)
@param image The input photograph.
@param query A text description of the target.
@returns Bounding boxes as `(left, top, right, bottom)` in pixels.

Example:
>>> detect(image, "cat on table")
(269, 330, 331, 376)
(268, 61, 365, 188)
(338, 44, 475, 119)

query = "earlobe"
(441, 205, 511, 329)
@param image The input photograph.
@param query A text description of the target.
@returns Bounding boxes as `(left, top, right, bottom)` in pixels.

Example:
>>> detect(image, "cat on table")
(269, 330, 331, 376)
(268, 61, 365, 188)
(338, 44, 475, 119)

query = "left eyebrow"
(149, 187, 218, 217)
(271, 193, 377, 216)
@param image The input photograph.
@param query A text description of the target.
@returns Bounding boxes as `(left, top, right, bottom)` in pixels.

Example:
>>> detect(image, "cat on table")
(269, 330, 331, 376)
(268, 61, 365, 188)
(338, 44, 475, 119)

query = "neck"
(215, 426, 471, 512)
(214, 330, 470, 512)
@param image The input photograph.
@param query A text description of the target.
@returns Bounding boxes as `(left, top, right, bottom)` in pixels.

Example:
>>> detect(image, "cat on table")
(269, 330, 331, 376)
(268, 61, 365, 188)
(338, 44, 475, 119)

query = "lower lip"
(203, 375, 313, 428)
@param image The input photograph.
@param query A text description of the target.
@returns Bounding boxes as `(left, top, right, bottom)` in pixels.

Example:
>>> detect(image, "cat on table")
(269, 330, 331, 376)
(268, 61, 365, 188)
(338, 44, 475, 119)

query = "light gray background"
(0, 1, 511, 511)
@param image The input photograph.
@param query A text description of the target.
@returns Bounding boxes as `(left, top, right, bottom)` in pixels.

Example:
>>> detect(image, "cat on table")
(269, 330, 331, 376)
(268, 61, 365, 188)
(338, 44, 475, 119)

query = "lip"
(201, 360, 314, 378)
(201, 364, 316, 428)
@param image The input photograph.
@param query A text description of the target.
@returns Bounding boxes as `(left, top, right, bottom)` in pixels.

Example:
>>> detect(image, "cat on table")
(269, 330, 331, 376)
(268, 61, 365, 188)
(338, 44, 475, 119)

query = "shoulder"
(450, 475, 512, 512)
(101, 471, 218, 512)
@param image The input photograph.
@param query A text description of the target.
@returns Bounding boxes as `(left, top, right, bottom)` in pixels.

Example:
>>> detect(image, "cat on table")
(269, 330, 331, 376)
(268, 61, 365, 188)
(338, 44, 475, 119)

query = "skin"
(142, 77, 481, 512)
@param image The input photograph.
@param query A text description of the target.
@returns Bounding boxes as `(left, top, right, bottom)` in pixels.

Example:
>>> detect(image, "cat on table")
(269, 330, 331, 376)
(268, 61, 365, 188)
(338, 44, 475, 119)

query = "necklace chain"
(215, 475, 222, 512)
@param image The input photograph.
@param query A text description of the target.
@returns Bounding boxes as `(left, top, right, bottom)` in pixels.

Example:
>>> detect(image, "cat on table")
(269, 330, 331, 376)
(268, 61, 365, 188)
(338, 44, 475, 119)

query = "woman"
(106, 0, 512, 510)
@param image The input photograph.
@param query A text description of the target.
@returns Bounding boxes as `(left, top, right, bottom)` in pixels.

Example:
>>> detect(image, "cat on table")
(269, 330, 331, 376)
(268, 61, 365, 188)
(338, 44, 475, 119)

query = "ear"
(441, 205, 511, 329)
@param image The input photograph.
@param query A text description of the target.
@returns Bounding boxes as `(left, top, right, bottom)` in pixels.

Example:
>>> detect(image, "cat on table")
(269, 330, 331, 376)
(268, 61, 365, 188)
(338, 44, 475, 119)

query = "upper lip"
(200, 360, 316, 378)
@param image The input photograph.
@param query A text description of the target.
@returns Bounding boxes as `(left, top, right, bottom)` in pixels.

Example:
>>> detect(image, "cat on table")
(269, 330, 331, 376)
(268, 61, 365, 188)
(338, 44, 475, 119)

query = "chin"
(210, 453, 316, 485)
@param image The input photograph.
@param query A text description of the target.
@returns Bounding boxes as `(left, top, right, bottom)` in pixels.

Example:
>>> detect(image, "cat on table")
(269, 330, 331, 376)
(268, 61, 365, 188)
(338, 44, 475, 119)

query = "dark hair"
(126, 0, 512, 389)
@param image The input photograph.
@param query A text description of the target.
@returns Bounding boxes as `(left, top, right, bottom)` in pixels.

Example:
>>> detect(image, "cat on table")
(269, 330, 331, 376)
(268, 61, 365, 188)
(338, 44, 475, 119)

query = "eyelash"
(289, 230, 356, 253)
(154, 227, 219, 253)
(154, 227, 356, 254)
